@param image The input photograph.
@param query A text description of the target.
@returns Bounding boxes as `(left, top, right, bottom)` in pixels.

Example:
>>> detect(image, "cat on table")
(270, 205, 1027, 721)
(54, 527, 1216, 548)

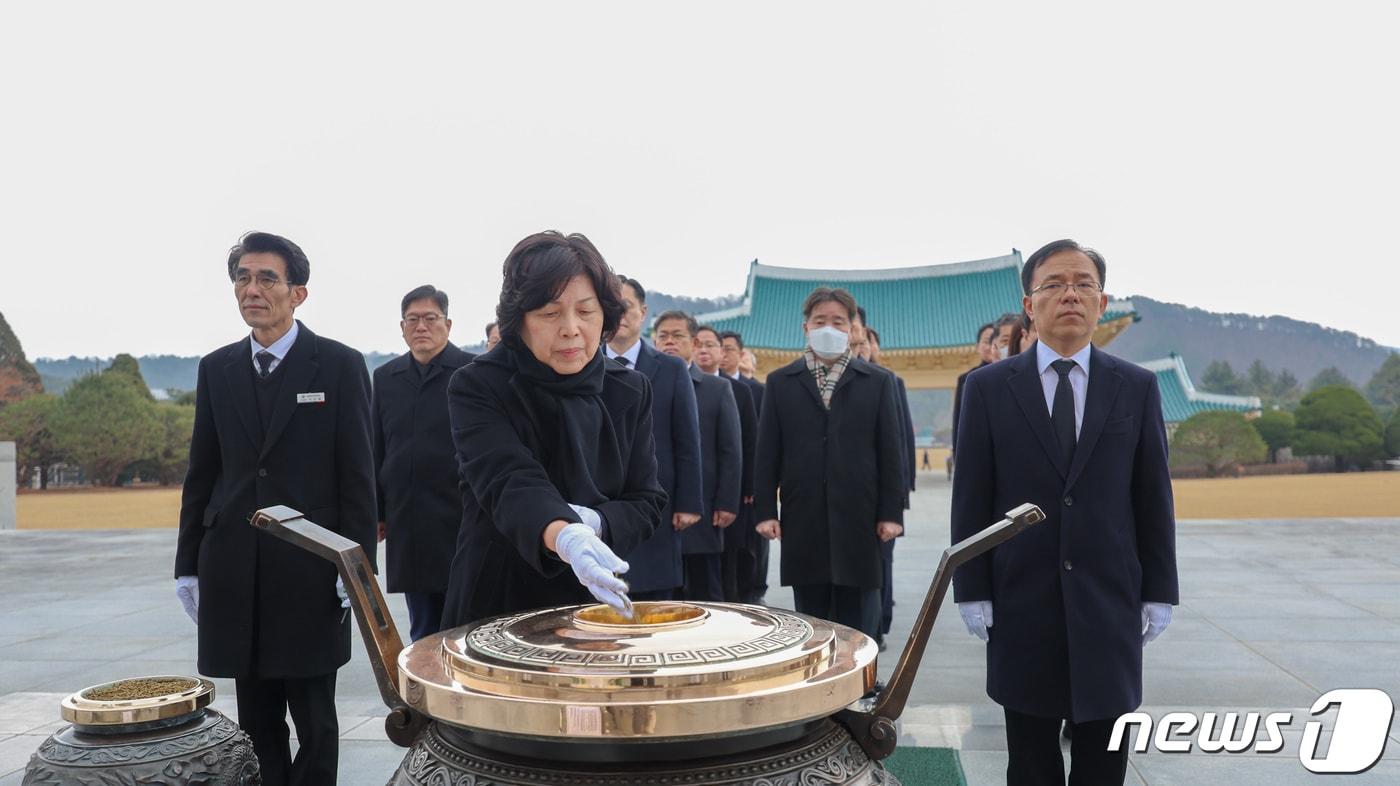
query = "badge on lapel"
(296, 392, 327, 405)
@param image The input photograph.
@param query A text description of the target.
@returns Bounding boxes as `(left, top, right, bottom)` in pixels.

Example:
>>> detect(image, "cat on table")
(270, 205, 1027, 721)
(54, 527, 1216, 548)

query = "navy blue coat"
(617, 342, 704, 593)
(951, 344, 1178, 722)
(678, 365, 742, 556)
(175, 322, 377, 678)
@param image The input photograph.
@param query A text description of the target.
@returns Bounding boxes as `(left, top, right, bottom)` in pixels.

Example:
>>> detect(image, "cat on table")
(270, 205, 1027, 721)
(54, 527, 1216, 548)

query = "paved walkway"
(2, 475, 1397, 784)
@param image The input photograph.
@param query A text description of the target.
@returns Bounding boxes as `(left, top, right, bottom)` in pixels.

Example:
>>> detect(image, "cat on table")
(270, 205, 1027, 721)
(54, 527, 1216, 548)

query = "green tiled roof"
(694, 255, 1138, 351)
(1138, 355, 1261, 424)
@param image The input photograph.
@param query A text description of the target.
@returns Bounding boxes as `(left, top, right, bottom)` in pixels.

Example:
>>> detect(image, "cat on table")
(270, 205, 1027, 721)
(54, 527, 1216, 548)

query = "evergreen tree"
(0, 393, 63, 488)
(1251, 409, 1296, 463)
(1200, 360, 1244, 395)
(1307, 366, 1353, 392)
(49, 372, 162, 485)
(1365, 352, 1400, 411)
(1169, 410, 1268, 476)
(1293, 385, 1385, 471)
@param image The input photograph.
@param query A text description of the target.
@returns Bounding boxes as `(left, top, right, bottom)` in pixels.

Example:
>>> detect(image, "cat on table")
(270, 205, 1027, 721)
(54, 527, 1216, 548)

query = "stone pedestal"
(0, 441, 16, 530)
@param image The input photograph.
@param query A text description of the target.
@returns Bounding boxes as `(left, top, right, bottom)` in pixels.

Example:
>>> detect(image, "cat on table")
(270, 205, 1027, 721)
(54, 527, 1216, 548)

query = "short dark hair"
(802, 287, 858, 320)
(976, 322, 995, 342)
(1021, 239, 1106, 296)
(994, 312, 1022, 333)
(494, 231, 624, 343)
(695, 325, 721, 344)
(866, 326, 881, 346)
(227, 231, 310, 285)
(652, 310, 697, 336)
(484, 321, 497, 339)
(719, 330, 744, 349)
(401, 285, 448, 317)
(618, 276, 646, 304)
(855, 305, 869, 326)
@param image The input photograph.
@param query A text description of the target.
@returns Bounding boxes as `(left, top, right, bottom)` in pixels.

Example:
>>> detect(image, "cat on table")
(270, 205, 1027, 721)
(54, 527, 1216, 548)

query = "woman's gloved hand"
(553, 522, 632, 614)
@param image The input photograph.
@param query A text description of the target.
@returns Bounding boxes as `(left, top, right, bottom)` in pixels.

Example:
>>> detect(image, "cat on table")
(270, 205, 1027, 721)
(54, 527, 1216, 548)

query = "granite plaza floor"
(2, 474, 1398, 784)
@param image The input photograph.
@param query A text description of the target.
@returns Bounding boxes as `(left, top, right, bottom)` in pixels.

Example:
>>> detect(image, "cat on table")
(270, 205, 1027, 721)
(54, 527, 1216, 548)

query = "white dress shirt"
(605, 338, 643, 368)
(250, 320, 299, 376)
(1035, 340, 1091, 438)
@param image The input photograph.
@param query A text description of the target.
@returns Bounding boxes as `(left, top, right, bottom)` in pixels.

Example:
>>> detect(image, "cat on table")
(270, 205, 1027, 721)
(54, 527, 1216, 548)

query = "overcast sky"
(3, 1, 1396, 359)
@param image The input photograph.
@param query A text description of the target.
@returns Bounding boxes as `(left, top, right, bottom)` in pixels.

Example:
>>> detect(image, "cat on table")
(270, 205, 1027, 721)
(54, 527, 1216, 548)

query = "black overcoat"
(174, 322, 377, 679)
(439, 348, 666, 627)
(720, 373, 758, 553)
(754, 357, 906, 590)
(617, 342, 703, 593)
(678, 366, 742, 556)
(951, 344, 1178, 722)
(372, 344, 475, 593)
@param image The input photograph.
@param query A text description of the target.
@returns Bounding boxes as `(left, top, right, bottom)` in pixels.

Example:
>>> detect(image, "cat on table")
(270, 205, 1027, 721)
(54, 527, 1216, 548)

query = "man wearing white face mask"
(754, 288, 906, 643)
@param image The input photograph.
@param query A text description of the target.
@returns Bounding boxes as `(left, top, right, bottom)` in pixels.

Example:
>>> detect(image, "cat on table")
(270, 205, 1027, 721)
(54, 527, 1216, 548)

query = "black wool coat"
(372, 344, 475, 593)
(951, 344, 1178, 722)
(754, 356, 906, 590)
(678, 366, 742, 556)
(174, 322, 378, 679)
(439, 348, 666, 627)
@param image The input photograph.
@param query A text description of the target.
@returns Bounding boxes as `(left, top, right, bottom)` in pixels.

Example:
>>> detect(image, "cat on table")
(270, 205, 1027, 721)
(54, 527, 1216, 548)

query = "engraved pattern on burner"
(465, 611, 814, 668)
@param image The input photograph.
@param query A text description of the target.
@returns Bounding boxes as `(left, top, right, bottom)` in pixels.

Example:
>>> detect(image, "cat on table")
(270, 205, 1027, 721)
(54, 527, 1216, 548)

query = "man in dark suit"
(951, 321, 997, 467)
(860, 323, 915, 650)
(951, 239, 1178, 785)
(372, 285, 474, 641)
(606, 278, 703, 601)
(174, 231, 377, 786)
(721, 331, 768, 603)
(695, 326, 757, 603)
(755, 288, 905, 638)
(652, 311, 741, 602)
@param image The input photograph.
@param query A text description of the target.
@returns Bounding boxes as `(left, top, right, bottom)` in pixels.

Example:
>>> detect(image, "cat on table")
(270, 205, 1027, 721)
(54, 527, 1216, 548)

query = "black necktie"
(1051, 359, 1077, 468)
(256, 351, 274, 379)
(616, 356, 631, 368)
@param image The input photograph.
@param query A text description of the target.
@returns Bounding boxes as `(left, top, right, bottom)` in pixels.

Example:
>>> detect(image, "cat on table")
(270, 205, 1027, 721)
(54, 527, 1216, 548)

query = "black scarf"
(495, 336, 623, 507)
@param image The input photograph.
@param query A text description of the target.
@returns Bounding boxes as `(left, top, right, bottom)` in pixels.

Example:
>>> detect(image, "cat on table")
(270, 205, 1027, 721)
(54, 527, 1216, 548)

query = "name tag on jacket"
(297, 392, 327, 405)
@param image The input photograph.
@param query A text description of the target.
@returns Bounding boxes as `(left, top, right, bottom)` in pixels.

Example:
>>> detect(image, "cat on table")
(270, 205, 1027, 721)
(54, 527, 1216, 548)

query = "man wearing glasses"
(950, 239, 1178, 785)
(174, 231, 377, 786)
(372, 286, 474, 641)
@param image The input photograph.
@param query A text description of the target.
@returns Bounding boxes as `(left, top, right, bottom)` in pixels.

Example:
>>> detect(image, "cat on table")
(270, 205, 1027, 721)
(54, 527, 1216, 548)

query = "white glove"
(175, 576, 199, 624)
(554, 522, 632, 614)
(568, 504, 604, 536)
(958, 600, 993, 641)
(1142, 602, 1172, 644)
(335, 576, 350, 609)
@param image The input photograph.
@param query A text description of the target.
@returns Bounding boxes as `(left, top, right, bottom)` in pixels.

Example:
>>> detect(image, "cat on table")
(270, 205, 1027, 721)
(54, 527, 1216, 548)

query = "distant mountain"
(32, 293, 1390, 403)
(1107, 296, 1394, 387)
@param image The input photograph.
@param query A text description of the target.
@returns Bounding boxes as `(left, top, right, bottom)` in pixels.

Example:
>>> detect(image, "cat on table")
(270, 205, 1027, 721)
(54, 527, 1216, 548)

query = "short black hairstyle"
(719, 330, 744, 349)
(994, 312, 1022, 333)
(695, 325, 722, 344)
(866, 326, 881, 346)
(618, 276, 646, 304)
(401, 285, 448, 317)
(856, 305, 869, 326)
(484, 321, 497, 339)
(652, 310, 697, 337)
(802, 287, 858, 320)
(227, 231, 310, 285)
(1021, 239, 1106, 296)
(976, 322, 995, 342)
(494, 231, 624, 343)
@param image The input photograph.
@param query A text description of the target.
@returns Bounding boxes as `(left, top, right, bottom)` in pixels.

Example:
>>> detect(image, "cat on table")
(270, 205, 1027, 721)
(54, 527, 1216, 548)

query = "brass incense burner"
(250, 503, 1043, 785)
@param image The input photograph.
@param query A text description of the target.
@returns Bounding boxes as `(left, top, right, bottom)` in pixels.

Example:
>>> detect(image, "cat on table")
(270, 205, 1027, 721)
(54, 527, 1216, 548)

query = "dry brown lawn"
(1171, 472, 1400, 519)
(17, 487, 180, 529)
(12, 471, 1398, 529)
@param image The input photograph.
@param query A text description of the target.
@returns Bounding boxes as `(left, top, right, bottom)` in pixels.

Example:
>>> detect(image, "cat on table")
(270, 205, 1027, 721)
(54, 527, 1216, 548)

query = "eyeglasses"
(1030, 281, 1102, 297)
(403, 314, 445, 327)
(233, 272, 290, 290)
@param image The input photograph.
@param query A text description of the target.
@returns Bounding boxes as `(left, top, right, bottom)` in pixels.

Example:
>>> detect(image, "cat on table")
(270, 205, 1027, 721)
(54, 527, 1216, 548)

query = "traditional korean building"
(1136, 354, 1262, 434)
(694, 252, 1139, 391)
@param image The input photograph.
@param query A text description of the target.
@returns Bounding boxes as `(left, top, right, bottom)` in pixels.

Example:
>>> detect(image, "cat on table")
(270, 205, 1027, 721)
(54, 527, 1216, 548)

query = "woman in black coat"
(440, 232, 666, 628)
